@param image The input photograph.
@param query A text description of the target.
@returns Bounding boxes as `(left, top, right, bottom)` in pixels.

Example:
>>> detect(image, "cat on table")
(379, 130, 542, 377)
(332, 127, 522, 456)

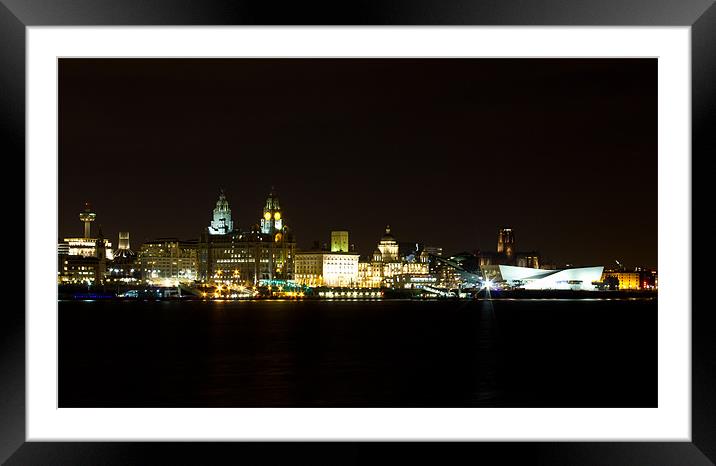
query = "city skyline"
(61, 189, 649, 270)
(59, 58, 657, 268)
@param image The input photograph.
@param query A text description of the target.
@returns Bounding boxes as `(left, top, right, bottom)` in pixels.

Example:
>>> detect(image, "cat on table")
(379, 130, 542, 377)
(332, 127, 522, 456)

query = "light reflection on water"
(59, 298, 657, 407)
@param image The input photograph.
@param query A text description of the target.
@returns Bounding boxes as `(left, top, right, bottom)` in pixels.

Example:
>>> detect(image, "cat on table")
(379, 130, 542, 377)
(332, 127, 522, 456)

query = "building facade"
(601, 271, 642, 290)
(138, 238, 198, 285)
(499, 265, 604, 291)
(58, 234, 108, 284)
(497, 227, 515, 259)
(330, 231, 349, 253)
(107, 232, 139, 283)
(208, 191, 234, 235)
(198, 190, 296, 286)
(294, 251, 360, 287)
(357, 226, 430, 288)
(58, 203, 113, 261)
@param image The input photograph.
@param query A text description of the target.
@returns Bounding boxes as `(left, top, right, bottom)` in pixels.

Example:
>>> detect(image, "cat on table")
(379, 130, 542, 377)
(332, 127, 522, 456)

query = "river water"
(59, 298, 657, 407)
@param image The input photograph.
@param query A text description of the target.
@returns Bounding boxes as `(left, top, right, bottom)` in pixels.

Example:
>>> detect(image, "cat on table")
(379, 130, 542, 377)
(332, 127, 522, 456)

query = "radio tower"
(79, 202, 96, 239)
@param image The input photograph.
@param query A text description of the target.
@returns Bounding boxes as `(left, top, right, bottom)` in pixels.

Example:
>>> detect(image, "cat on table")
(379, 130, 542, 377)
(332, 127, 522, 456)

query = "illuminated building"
(516, 252, 540, 269)
(79, 202, 96, 238)
(478, 228, 540, 269)
(357, 226, 430, 288)
(430, 253, 481, 290)
(497, 228, 515, 259)
(208, 190, 234, 235)
(498, 265, 604, 290)
(295, 251, 360, 288)
(377, 225, 399, 261)
(107, 232, 139, 282)
(331, 231, 349, 252)
(118, 231, 131, 250)
(198, 189, 296, 285)
(260, 188, 283, 235)
(640, 269, 658, 290)
(59, 203, 113, 260)
(138, 238, 198, 285)
(58, 229, 109, 284)
(423, 245, 443, 257)
(601, 271, 642, 290)
(58, 256, 105, 284)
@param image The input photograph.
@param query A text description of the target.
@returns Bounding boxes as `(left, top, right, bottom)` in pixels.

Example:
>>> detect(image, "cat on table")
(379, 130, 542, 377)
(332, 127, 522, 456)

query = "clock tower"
(260, 188, 283, 234)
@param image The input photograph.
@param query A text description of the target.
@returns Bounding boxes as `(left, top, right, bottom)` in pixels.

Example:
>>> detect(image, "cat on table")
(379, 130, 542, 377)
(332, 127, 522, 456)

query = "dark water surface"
(59, 298, 657, 407)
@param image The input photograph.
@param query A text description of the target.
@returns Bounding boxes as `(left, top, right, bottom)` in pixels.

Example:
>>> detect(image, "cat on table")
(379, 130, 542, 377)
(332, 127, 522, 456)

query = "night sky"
(59, 58, 657, 268)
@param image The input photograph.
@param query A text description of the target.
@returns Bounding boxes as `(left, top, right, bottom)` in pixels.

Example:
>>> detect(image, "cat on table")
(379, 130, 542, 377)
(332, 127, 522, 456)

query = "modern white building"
(497, 265, 604, 291)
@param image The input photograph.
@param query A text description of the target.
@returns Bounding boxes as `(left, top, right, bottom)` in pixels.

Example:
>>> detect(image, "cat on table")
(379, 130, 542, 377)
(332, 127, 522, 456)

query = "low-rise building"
(601, 271, 642, 290)
(58, 255, 106, 285)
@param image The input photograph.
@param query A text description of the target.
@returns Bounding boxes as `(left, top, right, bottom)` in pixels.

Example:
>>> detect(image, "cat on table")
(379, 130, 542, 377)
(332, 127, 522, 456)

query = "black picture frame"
(2, 1, 713, 464)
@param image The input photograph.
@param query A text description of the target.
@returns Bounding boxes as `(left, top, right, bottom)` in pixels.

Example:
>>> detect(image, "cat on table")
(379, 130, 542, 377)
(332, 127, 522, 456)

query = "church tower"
(497, 227, 515, 259)
(260, 188, 283, 234)
(208, 190, 234, 235)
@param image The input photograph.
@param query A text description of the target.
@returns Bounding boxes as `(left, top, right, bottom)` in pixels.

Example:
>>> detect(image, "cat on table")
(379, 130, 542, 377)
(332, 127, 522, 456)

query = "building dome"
(380, 225, 396, 242)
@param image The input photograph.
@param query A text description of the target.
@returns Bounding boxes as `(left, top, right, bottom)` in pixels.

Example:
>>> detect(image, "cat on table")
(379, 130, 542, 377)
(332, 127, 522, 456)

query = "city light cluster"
(58, 190, 657, 298)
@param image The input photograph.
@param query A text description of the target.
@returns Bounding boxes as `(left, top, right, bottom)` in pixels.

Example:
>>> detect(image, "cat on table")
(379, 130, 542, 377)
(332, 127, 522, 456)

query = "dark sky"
(59, 58, 657, 268)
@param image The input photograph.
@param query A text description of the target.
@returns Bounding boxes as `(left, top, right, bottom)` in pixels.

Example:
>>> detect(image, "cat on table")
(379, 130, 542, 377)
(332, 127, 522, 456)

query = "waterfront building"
(295, 231, 360, 287)
(208, 190, 234, 236)
(601, 270, 642, 290)
(429, 253, 481, 290)
(640, 269, 658, 290)
(58, 203, 113, 260)
(198, 190, 296, 285)
(107, 232, 139, 283)
(260, 188, 283, 235)
(138, 237, 198, 285)
(295, 253, 360, 288)
(498, 265, 604, 291)
(58, 255, 105, 285)
(58, 230, 109, 284)
(357, 226, 430, 288)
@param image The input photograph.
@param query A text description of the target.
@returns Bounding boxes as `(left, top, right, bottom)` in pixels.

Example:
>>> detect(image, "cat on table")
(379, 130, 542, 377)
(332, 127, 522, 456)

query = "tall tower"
(260, 188, 283, 234)
(497, 228, 515, 259)
(208, 190, 234, 235)
(79, 202, 96, 239)
(331, 231, 349, 252)
(118, 232, 131, 250)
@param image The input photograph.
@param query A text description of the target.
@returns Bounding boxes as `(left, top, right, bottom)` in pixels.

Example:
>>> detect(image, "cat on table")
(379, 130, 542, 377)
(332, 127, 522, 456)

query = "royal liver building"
(198, 188, 296, 285)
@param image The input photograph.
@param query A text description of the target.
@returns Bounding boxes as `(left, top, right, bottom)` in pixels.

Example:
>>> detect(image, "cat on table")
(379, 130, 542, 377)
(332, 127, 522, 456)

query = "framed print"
(2, 0, 714, 464)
